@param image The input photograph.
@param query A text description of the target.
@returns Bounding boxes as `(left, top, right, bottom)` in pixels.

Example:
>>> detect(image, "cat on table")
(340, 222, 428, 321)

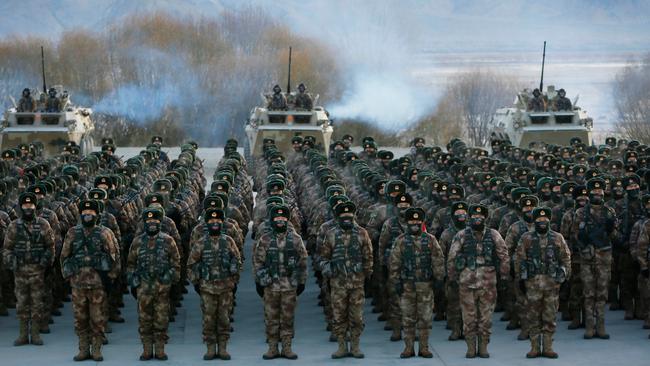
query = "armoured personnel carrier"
(1, 86, 95, 156)
(489, 85, 593, 148)
(245, 91, 333, 158)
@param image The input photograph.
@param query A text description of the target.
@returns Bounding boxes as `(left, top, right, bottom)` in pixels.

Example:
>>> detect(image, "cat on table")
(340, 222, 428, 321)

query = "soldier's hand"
(194, 284, 201, 294)
(130, 287, 137, 300)
(642, 269, 649, 279)
(296, 283, 305, 296)
(518, 279, 527, 295)
(256, 283, 265, 298)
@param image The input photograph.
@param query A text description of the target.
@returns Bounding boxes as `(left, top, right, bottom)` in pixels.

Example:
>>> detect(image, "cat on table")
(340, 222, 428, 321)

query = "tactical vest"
(579, 204, 611, 251)
(266, 231, 297, 280)
(64, 227, 112, 276)
(135, 234, 173, 284)
(332, 226, 363, 276)
(455, 228, 497, 271)
(200, 231, 233, 281)
(521, 231, 562, 281)
(12, 220, 48, 266)
(401, 233, 433, 282)
(384, 218, 404, 264)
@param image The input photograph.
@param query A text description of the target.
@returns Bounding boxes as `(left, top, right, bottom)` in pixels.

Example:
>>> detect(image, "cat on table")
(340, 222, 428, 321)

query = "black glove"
(642, 269, 649, 279)
(130, 287, 138, 299)
(297, 283, 305, 296)
(518, 279, 527, 295)
(395, 282, 404, 297)
(256, 283, 265, 298)
(194, 284, 201, 294)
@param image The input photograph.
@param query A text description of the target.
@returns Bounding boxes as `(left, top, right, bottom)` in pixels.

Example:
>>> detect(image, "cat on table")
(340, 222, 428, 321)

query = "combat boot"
(526, 335, 541, 358)
(390, 323, 401, 341)
(517, 328, 529, 340)
(448, 324, 462, 341)
(584, 316, 595, 339)
(154, 340, 168, 360)
(568, 310, 581, 329)
(506, 317, 520, 330)
(73, 335, 91, 361)
(13, 319, 29, 346)
(281, 337, 297, 360)
(217, 338, 231, 360)
(140, 341, 154, 361)
(542, 333, 558, 358)
(349, 337, 364, 358)
(331, 338, 348, 359)
(399, 336, 415, 358)
(418, 330, 433, 358)
(596, 317, 610, 339)
(203, 344, 217, 360)
(30, 320, 43, 345)
(477, 335, 490, 358)
(464, 335, 477, 358)
(91, 336, 104, 361)
(39, 321, 50, 334)
(263, 341, 279, 359)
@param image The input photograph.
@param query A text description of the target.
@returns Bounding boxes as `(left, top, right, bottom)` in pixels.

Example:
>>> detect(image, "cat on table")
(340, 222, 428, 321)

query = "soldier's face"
(21, 203, 36, 211)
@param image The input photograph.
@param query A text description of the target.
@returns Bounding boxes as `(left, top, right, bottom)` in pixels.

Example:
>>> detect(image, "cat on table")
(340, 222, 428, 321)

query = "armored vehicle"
(489, 85, 593, 148)
(1, 87, 95, 156)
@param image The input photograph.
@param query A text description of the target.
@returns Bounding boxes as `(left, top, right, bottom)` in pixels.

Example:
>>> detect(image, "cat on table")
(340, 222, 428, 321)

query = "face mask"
(408, 224, 421, 234)
(576, 198, 588, 207)
(338, 217, 354, 230)
(22, 208, 35, 221)
(552, 192, 562, 204)
(612, 189, 625, 199)
(535, 221, 549, 234)
(272, 219, 287, 233)
(589, 193, 603, 205)
(564, 198, 575, 208)
(208, 222, 222, 235)
(81, 214, 96, 227)
(470, 217, 485, 231)
(146, 221, 161, 235)
(452, 213, 467, 228)
(523, 211, 534, 223)
(627, 189, 640, 199)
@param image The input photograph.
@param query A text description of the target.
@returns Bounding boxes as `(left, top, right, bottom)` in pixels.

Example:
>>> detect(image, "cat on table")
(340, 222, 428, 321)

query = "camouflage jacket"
(388, 231, 445, 285)
(253, 228, 308, 291)
(187, 231, 241, 294)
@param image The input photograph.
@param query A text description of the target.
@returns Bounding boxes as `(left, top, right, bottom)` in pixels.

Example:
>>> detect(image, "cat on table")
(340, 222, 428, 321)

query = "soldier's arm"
(430, 235, 446, 281)
(570, 209, 582, 244)
(504, 225, 517, 255)
(126, 237, 140, 278)
(558, 234, 572, 279)
(2, 223, 17, 267)
(514, 234, 527, 279)
(109, 216, 122, 246)
(252, 235, 267, 280)
(59, 227, 75, 266)
(493, 230, 510, 277)
(103, 230, 120, 279)
(387, 237, 402, 285)
(637, 224, 649, 271)
(186, 237, 202, 284)
(497, 216, 509, 239)
(447, 233, 462, 281)
(295, 233, 308, 285)
(169, 236, 181, 283)
(41, 221, 56, 266)
(317, 231, 333, 273)
(360, 228, 373, 278)
(560, 211, 572, 241)
(377, 221, 391, 267)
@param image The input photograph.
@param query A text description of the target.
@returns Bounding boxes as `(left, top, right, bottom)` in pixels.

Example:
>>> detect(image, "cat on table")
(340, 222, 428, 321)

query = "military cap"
(141, 207, 165, 223)
(394, 193, 413, 206)
(587, 178, 605, 191)
(560, 181, 577, 194)
(605, 137, 617, 146)
(94, 175, 111, 188)
(269, 204, 291, 220)
(263, 138, 275, 145)
(361, 136, 375, 145)
(412, 137, 425, 145)
(519, 195, 539, 208)
(291, 136, 303, 144)
(78, 199, 100, 214)
(89, 188, 108, 201)
(62, 165, 79, 180)
(608, 159, 623, 170)
(624, 174, 641, 187)
(334, 201, 356, 217)
(266, 179, 285, 193)
(573, 185, 588, 199)
(328, 195, 349, 209)
(2, 149, 16, 159)
(385, 180, 406, 195)
(448, 184, 465, 198)
(363, 141, 377, 149)
(225, 138, 238, 147)
(187, 141, 199, 150)
(153, 179, 173, 193)
(266, 196, 285, 206)
(572, 164, 587, 175)
(451, 201, 469, 212)
(511, 187, 532, 201)
(536, 176, 553, 192)
(377, 150, 394, 160)
(27, 183, 47, 196)
(203, 195, 224, 210)
(326, 185, 345, 198)
(211, 180, 231, 193)
(469, 204, 488, 217)
(532, 207, 552, 220)
(342, 134, 354, 141)
(404, 207, 425, 222)
(624, 164, 637, 174)
(144, 193, 165, 207)
(101, 144, 116, 153)
(19, 192, 37, 206)
(641, 194, 650, 206)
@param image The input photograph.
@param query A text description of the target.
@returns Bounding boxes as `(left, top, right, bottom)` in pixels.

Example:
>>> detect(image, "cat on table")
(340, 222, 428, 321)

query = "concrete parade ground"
(0, 148, 648, 365)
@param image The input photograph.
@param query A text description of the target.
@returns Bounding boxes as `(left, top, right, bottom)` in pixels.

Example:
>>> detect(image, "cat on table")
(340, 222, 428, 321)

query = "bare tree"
(614, 54, 650, 143)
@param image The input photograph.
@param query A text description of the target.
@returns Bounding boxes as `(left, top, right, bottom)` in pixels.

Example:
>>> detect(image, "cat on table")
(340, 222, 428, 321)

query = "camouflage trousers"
(200, 290, 233, 344)
(525, 279, 560, 336)
(331, 285, 365, 339)
(71, 287, 106, 338)
(638, 275, 650, 322)
(263, 289, 297, 342)
(513, 278, 529, 331)
(459, 283, 497, 337)
(617, 252, 639, 314)
(387, 282, 402, 331)
(581, 253, 612, 322)
(399, 282, 433, 338)
(568, 261, 584, 315)
(322, 278, 332, 325)
(14, 270, 45, 322)
(136, 284, 170, 343)
(446, 281, 462, 330)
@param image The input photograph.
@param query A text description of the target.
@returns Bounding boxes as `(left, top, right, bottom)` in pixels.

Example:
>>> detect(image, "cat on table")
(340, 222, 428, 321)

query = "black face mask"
(22, 208, 35, 221)
(627, 189, 640, 199)
(576, 198, 588, 208)
(535, 221, 549, 234)
(589, 193, 604, 205)
(552, 192, 563, 204)
(271, 219, 287, 233)
(338, 217, 354, 230)
(146, 221, 161, 235)
(408, 224, 421, 234)
(612, 189, 625, 200)
(523, 211, 534, 223)
(208, 222, 222, 236)
(452, 213, 467, 229)
(470, 217, 485, 231)
(81, 214, 96, 227)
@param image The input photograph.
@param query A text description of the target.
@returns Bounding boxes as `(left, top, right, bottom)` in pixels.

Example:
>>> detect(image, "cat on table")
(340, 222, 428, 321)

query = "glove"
(130, 287, 138, 299)
(518, 279, 527, 295)
(256, 283, 265, 298)
(194, 284, 201, 294)
(296, 284, 305, 296)
(642, 269, 649, 279)
(395, 282, 404, 297)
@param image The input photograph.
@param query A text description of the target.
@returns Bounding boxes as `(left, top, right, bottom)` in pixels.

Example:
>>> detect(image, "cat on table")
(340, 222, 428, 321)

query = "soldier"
(2, 192, 55, 346)
(554, 88, 572, 111)
(268, 84, 287, 110)
(635, 194, 650, 334)
(571, 178, 618, 339)
(188, 208, 241, 360)
(388, 208, 445, 358)
(17, 88, 36, 112)
(318, 201, 373, 359)
(294, 83, 313, 110)
(527, 88, 546, 112)
(60, 200, 120, 361)
(253, 205, 308, 360)
(447, 204, 509, 358)
(515, 207, 571, 358)
(45, 87, 61, 113)
(127, 208, 180, 361)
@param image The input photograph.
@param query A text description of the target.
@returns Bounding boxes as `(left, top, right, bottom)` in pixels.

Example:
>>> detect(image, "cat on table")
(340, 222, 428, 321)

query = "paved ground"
(1, 147, 648, 365)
